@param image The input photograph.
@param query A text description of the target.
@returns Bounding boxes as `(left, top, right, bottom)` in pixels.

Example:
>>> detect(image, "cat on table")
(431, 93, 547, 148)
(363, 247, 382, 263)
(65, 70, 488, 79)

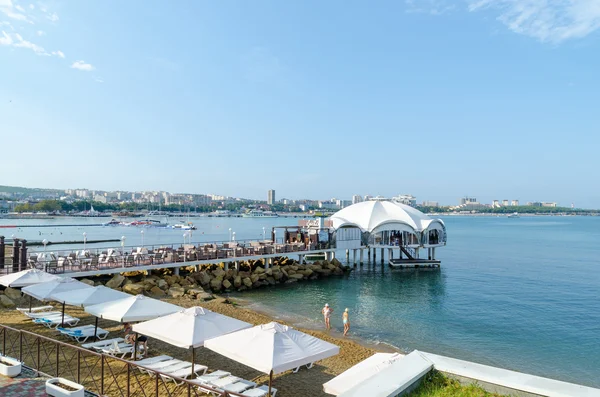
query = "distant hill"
(0, 185, 62, 195)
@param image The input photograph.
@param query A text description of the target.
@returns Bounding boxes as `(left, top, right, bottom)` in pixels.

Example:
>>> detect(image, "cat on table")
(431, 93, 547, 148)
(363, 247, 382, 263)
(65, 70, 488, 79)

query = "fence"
(0, 324, 247, 397)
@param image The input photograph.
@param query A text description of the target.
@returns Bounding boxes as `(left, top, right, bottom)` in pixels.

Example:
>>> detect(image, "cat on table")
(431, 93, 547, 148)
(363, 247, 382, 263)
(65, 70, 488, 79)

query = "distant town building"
(492, 200, 501, 208)
(502, 199, 509, 206)
(542, 202, 557, 207)
(299, 204, 308, 211)
(267, 190, 276, 205)
(527, 201, 557, 208)
(93, 194, 107, 203)
(352, 195, 362, 204)
(460, 197, 477, 205)
(392, 194, 417, 207)
(363, 195, 372, 201)
(511, 200, 519, 206)
(421, 201, 439, 207)
(335, 199, 352, 209)
(318, 201, 337, 210)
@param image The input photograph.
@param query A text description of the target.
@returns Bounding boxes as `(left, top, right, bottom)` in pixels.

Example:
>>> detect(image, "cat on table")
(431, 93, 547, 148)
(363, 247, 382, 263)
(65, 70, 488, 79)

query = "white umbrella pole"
(94, 317, 99, 340)
(268, 370, 273, 397)
(29, 295, 32, 313)
(61, 302, 65, 327)
(133, 332, 139, 361)
(192, 347, 195, 367)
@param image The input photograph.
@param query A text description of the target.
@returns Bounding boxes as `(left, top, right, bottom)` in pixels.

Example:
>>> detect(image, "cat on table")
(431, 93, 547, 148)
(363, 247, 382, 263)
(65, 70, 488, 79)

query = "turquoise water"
(2, 215, 599, 387)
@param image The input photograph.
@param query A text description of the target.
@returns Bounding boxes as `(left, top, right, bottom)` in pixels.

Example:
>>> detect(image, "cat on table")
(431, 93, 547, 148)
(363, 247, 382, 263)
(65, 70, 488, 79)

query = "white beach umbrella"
(51, 286, 129, 308)
(52, 286, 131, 339)
(204, 322, 340, 396)
(132, 306, 252, 365)
(22, 278, 93, 302)
(323, 353, 404, 395)
(22, 278, 93, 325)
(85, 294, 182, 323)
(0, 268, 60, 288)
(85, 294, 182, 360)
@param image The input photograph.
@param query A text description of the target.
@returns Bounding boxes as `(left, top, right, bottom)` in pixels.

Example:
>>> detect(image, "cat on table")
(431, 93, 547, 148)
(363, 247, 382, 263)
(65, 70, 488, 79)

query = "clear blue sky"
(1, 1, 599, 207)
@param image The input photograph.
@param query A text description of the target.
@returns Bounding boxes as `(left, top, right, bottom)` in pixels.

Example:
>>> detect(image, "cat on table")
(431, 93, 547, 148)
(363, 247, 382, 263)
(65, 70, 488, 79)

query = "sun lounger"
(160, 364, 208, 385)
(138, 359, 183, 373)
(194, 370, 230, 384)
(242, 385, 278, 397)
(293, 362, 314, 373)
(82, 337, 124, 350)
(132, 355, 172, 366)
(101, 341, 138, 358)
(34, 315, 80, 328)
(24, 311, 62, 319)
(210, 375, 241, 389)
(224, 379, 257, 394)
(17, 306, 54, 313)
(62, 327, 109, 343)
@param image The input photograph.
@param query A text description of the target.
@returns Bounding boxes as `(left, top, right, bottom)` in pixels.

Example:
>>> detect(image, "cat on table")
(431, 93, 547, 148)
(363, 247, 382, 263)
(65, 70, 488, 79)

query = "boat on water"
(241, 210, 279, 218)
(169, 223, 197, 230)
(508, 212, 519, 218)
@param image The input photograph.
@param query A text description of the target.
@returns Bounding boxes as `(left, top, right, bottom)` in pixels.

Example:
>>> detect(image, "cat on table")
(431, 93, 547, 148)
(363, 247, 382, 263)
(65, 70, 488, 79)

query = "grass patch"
(408, 371, 509, 397)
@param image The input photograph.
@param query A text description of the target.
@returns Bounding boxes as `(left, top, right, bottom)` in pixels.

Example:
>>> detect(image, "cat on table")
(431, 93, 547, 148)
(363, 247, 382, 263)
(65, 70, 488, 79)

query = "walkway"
(0, 367, 48, 397)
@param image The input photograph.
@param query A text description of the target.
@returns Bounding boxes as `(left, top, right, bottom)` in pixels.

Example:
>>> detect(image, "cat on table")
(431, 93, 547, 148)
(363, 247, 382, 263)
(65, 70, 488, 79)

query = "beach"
(0, 292, 386, 397)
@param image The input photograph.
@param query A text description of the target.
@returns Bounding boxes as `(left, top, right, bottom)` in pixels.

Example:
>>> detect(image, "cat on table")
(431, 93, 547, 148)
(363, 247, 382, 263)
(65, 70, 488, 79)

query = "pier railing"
(0, 323, 252, 397)
(0, 238, 334, 276)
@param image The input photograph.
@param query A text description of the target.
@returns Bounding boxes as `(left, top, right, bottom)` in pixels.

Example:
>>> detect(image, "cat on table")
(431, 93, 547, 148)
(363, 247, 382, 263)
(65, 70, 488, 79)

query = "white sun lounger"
(160, 364, 208, 385)
(195, 375, 241, 396)
(224, 379, 257, 394)
(82, 337, 124, 350)
(64, 327, 109, 343)
(194, 370, 230, 384)
(57, 325, 95, 334)
(24, 311, 62, 319)
(210, 375, 241, 389)
(138, 359, 183, 373)
(132, 355, 172, 367)
(34, 316, 80, 328)
(101, 341, 140, 358)
(242, 385, 278, 397)
(18, 306, 54, 313)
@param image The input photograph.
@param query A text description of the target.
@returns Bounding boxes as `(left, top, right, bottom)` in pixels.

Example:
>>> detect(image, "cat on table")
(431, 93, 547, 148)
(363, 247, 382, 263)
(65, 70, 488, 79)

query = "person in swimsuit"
(322, 303, 333, 330)
(343, 308, 350, 336)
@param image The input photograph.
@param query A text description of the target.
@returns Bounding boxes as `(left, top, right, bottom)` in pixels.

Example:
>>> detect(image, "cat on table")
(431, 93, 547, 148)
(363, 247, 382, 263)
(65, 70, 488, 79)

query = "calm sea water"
(1, 215, 599, 387)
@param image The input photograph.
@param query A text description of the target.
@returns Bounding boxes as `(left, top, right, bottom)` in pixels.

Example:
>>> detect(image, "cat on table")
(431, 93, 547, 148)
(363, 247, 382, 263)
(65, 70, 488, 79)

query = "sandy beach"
(0, 293, 390, 397)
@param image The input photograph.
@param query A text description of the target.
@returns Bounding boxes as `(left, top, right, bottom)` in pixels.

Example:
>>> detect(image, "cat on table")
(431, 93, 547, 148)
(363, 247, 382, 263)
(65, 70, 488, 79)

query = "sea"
(1, 215, 599, 387)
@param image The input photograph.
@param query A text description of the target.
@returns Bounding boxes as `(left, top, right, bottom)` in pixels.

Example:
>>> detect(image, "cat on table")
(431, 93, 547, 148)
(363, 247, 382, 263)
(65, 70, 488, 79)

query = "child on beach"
(343, 308, 350, 336)
(322, 303, 333, 330)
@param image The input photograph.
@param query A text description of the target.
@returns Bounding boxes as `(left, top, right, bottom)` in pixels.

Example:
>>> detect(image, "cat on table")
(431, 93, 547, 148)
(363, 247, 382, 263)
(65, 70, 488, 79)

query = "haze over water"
(2, 215, 599, 387)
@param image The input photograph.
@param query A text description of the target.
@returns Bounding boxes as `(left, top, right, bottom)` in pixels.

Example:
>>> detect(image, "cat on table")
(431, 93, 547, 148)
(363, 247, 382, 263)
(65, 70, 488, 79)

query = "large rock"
(168, 286, 185, 298)
(123, 283, 145, 295)
(165, 275, 180, 286)
(210, 278, 222, 291)
(195, 272, 211, 286)
(4, 287, 21, 301)
(80, 279, 95, 287)
(157, 279, 169, 290)
(289, 273, 304, 280)
(222, 280, 232, 289)
(212, 268, 226, 278)
(331, 258, 342, 267)
(233, 276, 242, 288)
(266, 276, 276, 285)
(197, 292, 214, 301)
(106, 274, 125, 289)
(254, 267, 265, 274)
(0, 295, 15, 308)
(250, 274, 260, 283)
(186, 288, 205, 297)
(242, 277, 252, 288)
(150, 286, 166, 296)
(301, 269, 314, 277)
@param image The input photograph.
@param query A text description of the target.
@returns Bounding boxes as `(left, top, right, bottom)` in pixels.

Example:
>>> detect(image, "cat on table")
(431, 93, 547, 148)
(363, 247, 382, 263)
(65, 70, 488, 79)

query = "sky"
(1, 1, 600, 207)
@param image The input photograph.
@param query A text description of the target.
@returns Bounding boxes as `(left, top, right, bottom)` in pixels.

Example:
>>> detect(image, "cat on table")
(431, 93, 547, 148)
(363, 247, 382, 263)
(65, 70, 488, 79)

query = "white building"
(93, 194, 107, 203)
(511, 200, 519, 206)
(421, 201, 439, 207)
(502, 199, 509, 206)
(319, 201, 338, 210)
(392, 194, 417, 207)
(268, 190, 276, 205)
(352, 195, 363, 205)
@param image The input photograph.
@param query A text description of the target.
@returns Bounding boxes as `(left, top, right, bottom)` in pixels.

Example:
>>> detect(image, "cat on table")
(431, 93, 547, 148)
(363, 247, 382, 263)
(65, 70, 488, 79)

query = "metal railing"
(0, 324, 248, 397)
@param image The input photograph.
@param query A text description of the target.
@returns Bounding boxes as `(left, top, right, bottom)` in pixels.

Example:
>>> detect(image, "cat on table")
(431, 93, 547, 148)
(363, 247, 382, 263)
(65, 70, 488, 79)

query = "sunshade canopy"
(204, 322, 339, 374)
(85, 294, 182, 323)
(323, 353, 404, 395)
(132, 306, 252, 349)
(337, 351, 433, 397)
(0, 269, 60, 288)
(51, 285, 129, 307)
(21, 277, 93, 301)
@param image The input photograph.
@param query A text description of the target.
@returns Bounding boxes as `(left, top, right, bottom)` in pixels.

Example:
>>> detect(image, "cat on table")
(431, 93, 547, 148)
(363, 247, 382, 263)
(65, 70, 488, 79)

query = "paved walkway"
(0, 367, 47, 397)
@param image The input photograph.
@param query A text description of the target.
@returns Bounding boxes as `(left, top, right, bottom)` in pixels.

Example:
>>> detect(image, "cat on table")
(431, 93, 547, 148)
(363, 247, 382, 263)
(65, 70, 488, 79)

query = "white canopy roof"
(0, 269, 60, 288)
(323, 353, 404, 395)
(338, 351, 433, 397)
(85, 294, 182, 323)
(21, 278, 93, 301)
(51, 286, 129, 308)
(132, 306, 252, 349)
(204, 322, 339, 374)
(330, 200, 439, 234)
